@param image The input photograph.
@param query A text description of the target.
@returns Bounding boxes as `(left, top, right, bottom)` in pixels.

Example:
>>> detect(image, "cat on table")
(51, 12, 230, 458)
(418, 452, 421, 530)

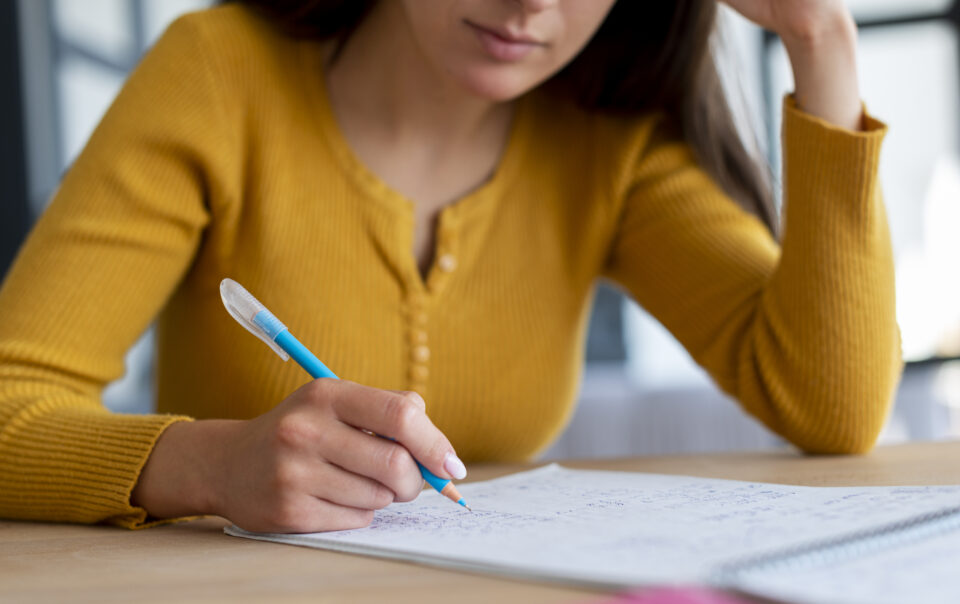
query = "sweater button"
(412, 345, 430, 362)
(410, 365, 429, 381)
(437, 254, 457, 273)
(409, 329, 428, 345)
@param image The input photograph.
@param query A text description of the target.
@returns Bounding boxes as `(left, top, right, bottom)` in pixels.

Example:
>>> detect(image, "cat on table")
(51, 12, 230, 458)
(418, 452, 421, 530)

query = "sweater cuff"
(783, 92, 887, 136)
(0, 401, 193, 529)
(781, 93, 888, 228)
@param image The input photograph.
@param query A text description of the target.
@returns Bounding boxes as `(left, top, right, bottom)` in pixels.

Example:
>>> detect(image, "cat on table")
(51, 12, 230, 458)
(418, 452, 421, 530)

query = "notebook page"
(225, 464, 960, 590)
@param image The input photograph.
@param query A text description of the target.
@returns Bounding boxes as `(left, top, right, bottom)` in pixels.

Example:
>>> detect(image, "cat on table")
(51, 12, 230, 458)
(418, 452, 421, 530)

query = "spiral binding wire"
(713, 504, 960, 584)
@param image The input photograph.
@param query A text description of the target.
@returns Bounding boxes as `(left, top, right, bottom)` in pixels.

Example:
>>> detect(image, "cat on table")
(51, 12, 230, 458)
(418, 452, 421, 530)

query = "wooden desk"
(3, 440, 959, 603)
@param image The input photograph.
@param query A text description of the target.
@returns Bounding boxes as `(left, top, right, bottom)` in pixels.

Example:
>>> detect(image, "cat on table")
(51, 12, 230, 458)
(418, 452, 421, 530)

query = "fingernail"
(444, 453, 467, 480)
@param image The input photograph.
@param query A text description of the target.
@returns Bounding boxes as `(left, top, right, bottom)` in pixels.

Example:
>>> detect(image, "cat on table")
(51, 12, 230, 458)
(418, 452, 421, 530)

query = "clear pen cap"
(219, 278, 290, 361)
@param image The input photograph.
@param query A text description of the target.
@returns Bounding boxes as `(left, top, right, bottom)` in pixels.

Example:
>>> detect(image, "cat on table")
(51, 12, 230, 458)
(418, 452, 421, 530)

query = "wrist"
(780, 9, 857, 58)
(132, 419, 241, 519)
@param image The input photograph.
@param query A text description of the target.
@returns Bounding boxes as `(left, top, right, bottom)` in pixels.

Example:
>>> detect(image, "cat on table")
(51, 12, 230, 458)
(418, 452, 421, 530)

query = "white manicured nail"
(444, 453, 467, 480)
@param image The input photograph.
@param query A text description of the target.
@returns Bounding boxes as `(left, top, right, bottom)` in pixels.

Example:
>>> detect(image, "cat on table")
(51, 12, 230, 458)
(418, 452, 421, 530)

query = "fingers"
(237, 494, 375, 534)
(320, 424, 425, 502)
(300, 499, 374, 533)
(226, 380, 449, 535)
(310, 461, 399, 510)
(322, 381, 466, 482)
(386, 389, 426, 412)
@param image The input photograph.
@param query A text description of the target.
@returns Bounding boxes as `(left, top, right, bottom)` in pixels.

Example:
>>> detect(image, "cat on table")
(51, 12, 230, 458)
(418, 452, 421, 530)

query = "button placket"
(404, 209, 461, 393)
(406, 294, 430, 393)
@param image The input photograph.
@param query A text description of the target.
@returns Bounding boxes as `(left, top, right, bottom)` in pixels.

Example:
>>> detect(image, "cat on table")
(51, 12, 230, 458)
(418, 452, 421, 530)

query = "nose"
(514, 0, 558, 13)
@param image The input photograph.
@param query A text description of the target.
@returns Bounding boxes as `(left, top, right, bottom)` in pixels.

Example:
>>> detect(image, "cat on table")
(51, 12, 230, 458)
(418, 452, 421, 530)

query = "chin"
(454, 65, 545, 102)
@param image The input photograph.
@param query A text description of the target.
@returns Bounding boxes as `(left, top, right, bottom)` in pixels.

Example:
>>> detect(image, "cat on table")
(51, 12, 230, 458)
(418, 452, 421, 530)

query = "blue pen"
(219, 278, 470, 511)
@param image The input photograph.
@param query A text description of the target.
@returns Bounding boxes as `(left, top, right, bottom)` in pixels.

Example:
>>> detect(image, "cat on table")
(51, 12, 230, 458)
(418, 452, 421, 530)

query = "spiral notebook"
(226, 465, 960, 604)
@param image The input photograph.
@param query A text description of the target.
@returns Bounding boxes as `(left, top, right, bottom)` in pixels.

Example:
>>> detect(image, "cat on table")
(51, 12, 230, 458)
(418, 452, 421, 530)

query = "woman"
(0, 0, 899, 532)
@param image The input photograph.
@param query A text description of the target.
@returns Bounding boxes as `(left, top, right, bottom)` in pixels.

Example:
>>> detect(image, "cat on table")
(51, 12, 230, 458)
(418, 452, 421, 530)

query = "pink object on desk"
(592, 586, 754, 604)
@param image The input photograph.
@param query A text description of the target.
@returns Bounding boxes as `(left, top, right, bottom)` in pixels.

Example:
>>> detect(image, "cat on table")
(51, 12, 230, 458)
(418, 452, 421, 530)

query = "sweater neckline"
(297, 40, 529, 222)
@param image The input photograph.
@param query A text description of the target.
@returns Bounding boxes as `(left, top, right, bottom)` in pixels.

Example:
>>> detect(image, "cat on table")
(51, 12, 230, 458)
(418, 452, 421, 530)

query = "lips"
(465, 20, 545, 62)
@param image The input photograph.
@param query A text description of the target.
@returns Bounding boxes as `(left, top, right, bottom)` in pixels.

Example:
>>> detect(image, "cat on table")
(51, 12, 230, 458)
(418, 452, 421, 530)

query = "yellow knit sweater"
(0, 5, 901, 528)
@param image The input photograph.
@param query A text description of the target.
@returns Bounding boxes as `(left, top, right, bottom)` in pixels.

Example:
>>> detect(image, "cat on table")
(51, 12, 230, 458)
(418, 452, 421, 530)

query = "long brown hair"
(223, 0, 777, 235)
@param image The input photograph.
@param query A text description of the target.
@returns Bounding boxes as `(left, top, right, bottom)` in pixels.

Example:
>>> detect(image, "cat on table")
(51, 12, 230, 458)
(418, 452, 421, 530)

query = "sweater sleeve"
(603, 95, 901, 454)
(0, 15, 231, 527)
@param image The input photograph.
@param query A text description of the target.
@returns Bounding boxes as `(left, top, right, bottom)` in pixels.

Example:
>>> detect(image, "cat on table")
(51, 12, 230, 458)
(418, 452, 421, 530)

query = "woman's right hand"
(131, 379, 466, 533)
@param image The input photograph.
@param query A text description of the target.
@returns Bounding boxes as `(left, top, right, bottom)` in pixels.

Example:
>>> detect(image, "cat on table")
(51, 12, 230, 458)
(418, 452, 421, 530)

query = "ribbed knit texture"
(0, 5, 901, 528)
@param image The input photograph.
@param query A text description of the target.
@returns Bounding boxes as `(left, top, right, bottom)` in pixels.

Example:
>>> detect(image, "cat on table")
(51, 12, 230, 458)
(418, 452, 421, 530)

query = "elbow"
(757, 322, 905, 456)
(791, 425, 883, 456)
(782, 368, 903, 456)
(782, 404, 889, 455)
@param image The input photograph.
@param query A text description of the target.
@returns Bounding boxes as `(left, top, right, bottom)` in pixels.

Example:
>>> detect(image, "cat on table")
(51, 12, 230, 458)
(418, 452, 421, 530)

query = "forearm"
(737, 99, 899, 453)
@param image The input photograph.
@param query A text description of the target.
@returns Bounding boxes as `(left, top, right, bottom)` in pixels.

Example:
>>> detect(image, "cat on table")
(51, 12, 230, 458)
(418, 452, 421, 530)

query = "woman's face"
(398, 0, 618, 100)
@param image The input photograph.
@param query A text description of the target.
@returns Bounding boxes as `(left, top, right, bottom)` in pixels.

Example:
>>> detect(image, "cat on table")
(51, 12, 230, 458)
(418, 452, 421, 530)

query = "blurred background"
(2, 0, 959, 458)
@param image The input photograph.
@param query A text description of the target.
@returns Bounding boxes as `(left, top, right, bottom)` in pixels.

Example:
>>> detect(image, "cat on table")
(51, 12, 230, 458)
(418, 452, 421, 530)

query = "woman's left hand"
(720, 0, 864, 131)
